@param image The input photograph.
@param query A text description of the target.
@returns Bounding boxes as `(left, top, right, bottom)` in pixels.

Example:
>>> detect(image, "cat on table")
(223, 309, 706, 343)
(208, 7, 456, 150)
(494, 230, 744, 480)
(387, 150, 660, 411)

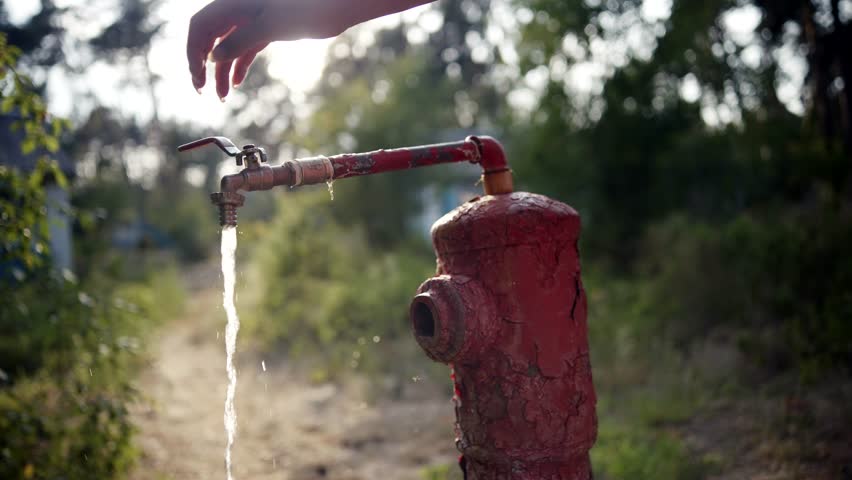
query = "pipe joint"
(286, 156, 334, 187)
(466, 136, 513, 195)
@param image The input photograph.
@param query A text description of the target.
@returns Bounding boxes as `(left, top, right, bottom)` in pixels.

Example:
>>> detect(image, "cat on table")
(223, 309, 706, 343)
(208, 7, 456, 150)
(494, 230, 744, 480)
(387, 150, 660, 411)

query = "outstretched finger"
(215, 58, 234, 100)
(231, 44, 265, 88)
(187, 0, 240, 90)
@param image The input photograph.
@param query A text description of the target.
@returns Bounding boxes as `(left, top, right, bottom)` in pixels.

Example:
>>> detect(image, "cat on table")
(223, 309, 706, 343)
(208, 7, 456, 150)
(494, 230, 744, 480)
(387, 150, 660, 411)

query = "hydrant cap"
(431, 192, 581, 255)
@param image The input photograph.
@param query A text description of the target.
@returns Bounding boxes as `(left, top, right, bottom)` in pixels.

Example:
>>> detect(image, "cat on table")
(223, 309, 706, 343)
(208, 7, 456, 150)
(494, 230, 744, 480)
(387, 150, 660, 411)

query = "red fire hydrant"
(409, 152, 597, 478)
(179, 135, 597, 478)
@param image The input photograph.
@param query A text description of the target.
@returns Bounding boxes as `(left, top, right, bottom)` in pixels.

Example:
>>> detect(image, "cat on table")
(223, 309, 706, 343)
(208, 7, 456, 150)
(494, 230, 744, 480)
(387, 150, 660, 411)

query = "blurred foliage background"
(1, 0, 851, 478)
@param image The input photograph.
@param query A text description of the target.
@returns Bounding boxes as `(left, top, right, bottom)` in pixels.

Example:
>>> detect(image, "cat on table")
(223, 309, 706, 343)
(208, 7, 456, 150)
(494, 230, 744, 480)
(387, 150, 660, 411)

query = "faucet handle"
(178, 136, 242, 156)
(236, 144, 268, 168)
(178, 137, 268, 168)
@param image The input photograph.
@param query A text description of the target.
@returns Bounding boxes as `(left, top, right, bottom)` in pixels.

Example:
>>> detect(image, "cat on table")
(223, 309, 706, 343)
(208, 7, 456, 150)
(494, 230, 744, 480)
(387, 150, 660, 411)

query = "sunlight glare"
(722, 5, 763, 46)
(640, 0, 672, 23)
(5, 0, 40, 24)
(266, 39, 334, 101)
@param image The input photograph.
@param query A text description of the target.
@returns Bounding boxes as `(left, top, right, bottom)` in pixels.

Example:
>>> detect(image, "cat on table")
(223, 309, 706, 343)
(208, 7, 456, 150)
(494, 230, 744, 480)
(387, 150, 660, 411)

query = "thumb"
(211, 21, 272, 63)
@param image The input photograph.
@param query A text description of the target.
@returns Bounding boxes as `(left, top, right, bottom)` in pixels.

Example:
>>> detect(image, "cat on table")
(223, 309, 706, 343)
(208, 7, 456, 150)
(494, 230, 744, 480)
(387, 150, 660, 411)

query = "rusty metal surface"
(415, 191, 597, 479)
(329, 140, 481, 180)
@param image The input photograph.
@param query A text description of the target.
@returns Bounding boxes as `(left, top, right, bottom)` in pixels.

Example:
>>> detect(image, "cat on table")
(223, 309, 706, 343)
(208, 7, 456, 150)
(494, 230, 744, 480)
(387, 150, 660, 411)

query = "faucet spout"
(210, 191, 245, 227)
(220, 173, 246, 192)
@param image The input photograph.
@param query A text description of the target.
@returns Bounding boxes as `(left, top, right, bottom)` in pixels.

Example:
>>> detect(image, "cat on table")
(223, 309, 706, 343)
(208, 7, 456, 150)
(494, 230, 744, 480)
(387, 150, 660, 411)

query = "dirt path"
(129, 267, 458, 480)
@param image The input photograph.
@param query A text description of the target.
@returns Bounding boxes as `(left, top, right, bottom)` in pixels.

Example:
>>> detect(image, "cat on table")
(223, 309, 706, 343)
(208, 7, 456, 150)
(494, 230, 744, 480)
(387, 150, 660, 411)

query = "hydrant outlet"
(410, 275, 496, 364)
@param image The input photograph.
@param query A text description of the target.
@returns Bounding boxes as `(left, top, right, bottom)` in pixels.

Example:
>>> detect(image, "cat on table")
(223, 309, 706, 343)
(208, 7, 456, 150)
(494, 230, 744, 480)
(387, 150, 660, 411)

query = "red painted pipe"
(469, 136, 509, 174)
(328, 139, 481, 179)
(323, 136, 511, 194)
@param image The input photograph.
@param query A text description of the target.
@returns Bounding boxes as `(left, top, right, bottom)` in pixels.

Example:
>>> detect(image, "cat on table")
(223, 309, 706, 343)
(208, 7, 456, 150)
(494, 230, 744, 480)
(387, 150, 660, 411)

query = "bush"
(0, 267, 142, 479)
(244, 189, 434, 372)
(0, 163, 184, 479)
(0, 268, 185, 480)
(640, 198, 852, 378)
(0, 365, 137, 479)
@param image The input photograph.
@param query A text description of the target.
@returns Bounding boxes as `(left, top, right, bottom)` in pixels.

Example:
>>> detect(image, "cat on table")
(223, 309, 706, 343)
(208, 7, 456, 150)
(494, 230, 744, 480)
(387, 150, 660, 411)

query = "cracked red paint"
(330, 140, 481, 179)
(412, 192, 597, 479)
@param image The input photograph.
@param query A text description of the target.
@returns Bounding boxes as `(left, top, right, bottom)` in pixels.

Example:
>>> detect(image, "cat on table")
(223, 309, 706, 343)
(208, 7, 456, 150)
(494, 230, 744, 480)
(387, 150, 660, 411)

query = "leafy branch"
(0, 33, 70, 155)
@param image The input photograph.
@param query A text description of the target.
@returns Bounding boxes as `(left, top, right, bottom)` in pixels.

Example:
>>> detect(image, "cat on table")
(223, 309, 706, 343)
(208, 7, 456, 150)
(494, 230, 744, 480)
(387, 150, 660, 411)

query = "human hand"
(187, 0, 353, 101)
(187, 0, 434, 100)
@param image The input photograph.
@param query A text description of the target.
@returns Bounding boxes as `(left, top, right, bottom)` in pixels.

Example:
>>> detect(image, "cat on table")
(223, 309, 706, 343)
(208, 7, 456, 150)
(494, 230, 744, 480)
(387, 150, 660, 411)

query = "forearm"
(348, 0, 436, 27)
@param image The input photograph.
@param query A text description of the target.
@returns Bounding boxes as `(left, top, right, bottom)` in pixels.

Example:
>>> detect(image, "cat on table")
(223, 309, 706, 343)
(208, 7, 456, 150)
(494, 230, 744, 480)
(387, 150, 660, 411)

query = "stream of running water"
(220, 226, 239, 480)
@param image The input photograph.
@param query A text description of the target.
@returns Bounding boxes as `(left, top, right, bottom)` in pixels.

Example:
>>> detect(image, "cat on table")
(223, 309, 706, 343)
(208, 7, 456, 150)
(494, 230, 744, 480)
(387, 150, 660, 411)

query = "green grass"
(583, 271, 721, 479)
(592, 419, 719, 479)
(420, 463, 463, 480)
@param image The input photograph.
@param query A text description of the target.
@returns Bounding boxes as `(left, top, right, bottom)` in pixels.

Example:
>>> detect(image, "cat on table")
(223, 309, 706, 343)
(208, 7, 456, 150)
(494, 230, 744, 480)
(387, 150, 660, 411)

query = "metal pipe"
(221, 136, 511, 193)
(179, 135, 513, 226)
(328, 139, 480, 180)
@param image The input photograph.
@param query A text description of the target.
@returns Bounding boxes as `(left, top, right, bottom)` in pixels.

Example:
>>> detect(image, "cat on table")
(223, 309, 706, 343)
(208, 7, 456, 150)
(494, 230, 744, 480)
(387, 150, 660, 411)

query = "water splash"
(326, 179, 334, 200)
(221, 226, 240, 480)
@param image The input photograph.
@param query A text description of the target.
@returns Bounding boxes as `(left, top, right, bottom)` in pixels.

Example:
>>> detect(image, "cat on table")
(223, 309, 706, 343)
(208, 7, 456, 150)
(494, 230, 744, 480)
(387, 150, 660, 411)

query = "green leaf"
(43, 136, 59, 153)
(20, 137, 36, 155)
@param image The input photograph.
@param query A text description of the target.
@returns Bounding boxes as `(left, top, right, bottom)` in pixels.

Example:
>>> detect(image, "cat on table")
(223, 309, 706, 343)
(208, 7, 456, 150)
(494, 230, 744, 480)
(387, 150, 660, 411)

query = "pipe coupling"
(287, 156, 334, 186)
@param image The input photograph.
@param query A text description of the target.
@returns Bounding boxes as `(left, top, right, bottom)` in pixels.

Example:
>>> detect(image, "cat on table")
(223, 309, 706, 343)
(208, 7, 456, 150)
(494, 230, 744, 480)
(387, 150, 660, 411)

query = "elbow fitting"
(409, 275, 497, 364)
(466, 135, 513, 195)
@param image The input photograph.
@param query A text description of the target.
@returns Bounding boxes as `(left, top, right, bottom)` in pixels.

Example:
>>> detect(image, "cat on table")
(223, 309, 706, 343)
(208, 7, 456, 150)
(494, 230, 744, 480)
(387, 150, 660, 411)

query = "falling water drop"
(326, 179, 334, 200)
(261, 360, 267, 372)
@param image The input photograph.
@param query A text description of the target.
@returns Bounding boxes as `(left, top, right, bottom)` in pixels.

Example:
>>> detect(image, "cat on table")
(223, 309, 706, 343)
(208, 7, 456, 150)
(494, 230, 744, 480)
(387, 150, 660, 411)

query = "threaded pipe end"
(210, 191, 246, 227)
(219, 204, 238, 227)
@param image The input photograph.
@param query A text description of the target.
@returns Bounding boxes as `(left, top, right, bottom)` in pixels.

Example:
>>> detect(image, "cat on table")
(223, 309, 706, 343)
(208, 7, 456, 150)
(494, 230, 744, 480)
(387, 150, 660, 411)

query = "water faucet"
(178, 137, 272, 226)
(178, 135, 513, 227)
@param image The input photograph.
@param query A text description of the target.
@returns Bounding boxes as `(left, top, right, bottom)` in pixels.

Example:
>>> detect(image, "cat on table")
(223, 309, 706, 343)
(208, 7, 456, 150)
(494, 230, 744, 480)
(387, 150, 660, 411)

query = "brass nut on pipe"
(482, 170, 514, 195)
(287, 156, 334, 186)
